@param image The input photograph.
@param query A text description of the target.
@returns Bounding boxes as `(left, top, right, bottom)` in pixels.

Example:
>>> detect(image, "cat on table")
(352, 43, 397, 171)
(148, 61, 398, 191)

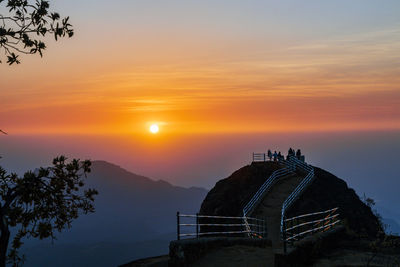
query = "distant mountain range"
(21, 160, 208, 267)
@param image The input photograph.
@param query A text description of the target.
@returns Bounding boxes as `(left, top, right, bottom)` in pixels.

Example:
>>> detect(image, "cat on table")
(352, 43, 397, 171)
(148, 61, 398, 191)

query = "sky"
(0, 0, 400, 221)
(1, 0, 400, 135)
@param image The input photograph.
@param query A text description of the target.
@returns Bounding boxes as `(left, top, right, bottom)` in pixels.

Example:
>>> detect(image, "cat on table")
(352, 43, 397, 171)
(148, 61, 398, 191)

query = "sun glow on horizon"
(149, 124, 160, 134)
(1, 1, 399, 136)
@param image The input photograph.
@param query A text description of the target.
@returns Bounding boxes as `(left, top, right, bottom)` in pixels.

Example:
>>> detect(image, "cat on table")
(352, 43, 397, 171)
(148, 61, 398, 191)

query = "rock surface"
(200, 161, 382, 238)
(286, 166, 382, 238)
(199, 161, 281, 217)
(169, 237, 271, 266)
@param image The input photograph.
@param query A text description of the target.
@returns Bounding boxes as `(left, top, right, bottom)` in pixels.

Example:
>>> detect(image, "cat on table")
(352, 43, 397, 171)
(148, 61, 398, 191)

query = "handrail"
(180, 231, 253, 237)
(244, 154, 318, 242)
(179, 214, 264, 221)
(242, 158, 293, 237)
(243, 163, 292, 216)
(286, 220, 341, 241)
(281, 156, 315, 231)
(176, 212, 266, 240)
(252, 152, 285, 162)
(180, 223, 260, 227)
(253, 153, 268, 162)
(285, 207, 338, 222)
(282, 170, 314, 211)
(280, 155, 316, 253)
(285, 214, 339, 232)
(283, 207, 340, 243)
(286, 157, 312, 172)
(243, 167, 292, 216)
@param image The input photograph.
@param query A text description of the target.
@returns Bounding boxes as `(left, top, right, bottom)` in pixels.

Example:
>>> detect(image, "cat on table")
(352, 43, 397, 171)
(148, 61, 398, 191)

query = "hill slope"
(200, 161, 381, 238)
(21, 160, 208, 267)
(124, 161, 399, 266)
(287, 166, 382, 237)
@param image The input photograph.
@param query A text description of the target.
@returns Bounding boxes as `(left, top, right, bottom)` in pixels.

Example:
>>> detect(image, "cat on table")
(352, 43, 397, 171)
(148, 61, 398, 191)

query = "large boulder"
(199, 162, 281, 217)
(200, 162, 382, 238)
(286, 166, 382, 238)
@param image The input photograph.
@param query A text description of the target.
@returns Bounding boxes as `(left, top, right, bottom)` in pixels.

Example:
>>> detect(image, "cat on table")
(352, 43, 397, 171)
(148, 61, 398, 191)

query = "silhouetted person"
(273, 151, 278, 161)
(296, 149, 301, 159)
(267, 149, 272, 161)
(287, 148, 295, 159)
(278, 151, 282, 161)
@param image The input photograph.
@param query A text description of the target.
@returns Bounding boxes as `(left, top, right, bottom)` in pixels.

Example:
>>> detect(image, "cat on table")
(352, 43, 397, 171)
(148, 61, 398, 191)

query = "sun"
(149, 124, 159, 134)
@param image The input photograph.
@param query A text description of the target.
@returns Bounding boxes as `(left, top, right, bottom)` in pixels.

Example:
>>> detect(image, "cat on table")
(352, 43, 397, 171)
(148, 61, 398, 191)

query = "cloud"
(1, 25, 399, 134)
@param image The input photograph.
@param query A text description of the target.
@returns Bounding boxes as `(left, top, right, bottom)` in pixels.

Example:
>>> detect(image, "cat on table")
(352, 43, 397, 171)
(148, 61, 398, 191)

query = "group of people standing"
(267, 148, 303, 162)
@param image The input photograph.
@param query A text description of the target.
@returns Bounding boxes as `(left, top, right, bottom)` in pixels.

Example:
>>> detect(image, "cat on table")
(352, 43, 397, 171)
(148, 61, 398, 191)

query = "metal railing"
(281, 156, 315, 228)
(246, 154, 321, 245)
(176, 212, 266, 240)
(253, 153, 269, 162)
(243, 166, 293, 217)
(243, 158, 293, 237)
(283, 207, 340, 243)
(252, 153, 285, 162)
(280, 155, 316, 252)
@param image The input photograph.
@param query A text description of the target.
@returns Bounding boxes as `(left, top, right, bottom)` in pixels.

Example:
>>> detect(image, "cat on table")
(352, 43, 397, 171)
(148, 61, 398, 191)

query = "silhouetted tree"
(0, 156, 98, 267)
(0, 0, 73, 65)
(361, 194, 391, 266)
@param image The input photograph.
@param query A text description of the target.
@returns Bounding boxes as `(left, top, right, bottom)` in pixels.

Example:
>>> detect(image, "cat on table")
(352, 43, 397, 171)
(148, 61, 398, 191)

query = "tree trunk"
(0, 224, 10, 267)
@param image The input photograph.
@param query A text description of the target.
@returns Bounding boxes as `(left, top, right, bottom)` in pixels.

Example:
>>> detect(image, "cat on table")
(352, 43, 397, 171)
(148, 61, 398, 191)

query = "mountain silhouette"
(21, 160, 207, 267)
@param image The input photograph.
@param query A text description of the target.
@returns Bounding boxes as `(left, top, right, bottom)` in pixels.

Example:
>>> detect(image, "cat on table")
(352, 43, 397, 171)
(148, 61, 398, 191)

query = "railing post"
(264, 153, 266, 162)
(312, 220, 315, 235)
(196, 213, 199, 238)
(177, 211, 180, 240)
(265, 217, 267, 238)
(263, 217, 265, 238)
(283, 215, 287, 254)
(255, 217, 257, 236)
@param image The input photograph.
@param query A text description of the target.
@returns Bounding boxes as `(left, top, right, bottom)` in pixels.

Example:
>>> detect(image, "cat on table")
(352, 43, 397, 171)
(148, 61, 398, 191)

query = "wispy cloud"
(1, 25, 399, 134)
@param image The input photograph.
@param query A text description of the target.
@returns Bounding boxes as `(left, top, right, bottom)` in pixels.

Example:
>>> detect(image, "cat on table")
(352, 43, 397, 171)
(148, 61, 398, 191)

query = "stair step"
(250, 173, 306, 247)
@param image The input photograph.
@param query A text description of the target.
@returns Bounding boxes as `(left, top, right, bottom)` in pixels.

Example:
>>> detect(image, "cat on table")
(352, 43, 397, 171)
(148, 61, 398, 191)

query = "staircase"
(243, 155, 321, 252)
(251, 173, 303, 249)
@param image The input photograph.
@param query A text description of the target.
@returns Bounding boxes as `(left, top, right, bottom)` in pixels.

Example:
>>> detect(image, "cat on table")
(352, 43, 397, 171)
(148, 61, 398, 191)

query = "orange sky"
(1, 1, 400, 136)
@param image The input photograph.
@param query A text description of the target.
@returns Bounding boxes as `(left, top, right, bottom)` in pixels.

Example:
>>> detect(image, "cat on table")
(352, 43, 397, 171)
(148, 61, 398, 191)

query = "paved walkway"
(252, 173, 303, 251)
(192, 245, 274, 267)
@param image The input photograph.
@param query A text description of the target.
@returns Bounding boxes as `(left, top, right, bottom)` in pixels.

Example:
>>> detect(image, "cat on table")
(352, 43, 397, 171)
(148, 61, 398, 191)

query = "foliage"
(360, 194, 398, 266)
(0, 0, 73, 65)
(361, 193, 386, 231)
(0, 156, 98, 267)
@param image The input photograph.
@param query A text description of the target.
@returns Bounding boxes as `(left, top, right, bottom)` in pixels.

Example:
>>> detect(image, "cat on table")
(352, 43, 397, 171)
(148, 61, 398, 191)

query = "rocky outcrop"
(199, 161, 281, 217)
(200, 161, 382, 238)
(286, 166, 382, 238)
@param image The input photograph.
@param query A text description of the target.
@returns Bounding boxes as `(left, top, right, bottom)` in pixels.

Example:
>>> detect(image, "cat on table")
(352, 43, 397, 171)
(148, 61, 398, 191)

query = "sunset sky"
(2, 2, 400, 264)
(1, 0, 400, 227)
(1, 0, 399, 135)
